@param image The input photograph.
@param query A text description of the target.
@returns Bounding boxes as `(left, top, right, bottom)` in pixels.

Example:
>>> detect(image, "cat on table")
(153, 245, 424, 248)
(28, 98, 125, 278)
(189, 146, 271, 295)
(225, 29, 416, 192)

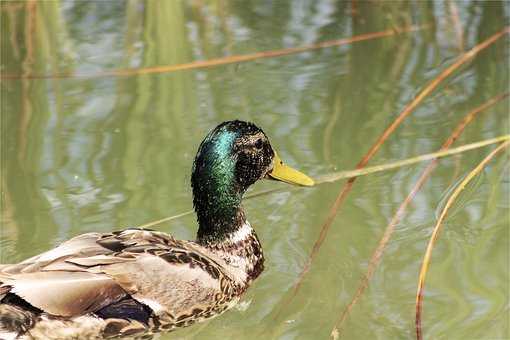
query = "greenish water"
(1, 1, 509, 339)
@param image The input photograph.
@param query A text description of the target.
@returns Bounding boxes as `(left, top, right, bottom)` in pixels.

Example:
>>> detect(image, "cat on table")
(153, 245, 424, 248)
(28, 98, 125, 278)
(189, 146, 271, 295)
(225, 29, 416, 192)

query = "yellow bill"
(266, 152, 314, 187)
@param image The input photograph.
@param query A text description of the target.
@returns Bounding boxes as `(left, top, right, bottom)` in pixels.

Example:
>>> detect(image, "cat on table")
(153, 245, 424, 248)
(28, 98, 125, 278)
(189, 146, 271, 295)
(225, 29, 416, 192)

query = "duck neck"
(192, 174, 246, 244)
(191, 128, 247, 244)
(201, 221, 265, 284)
(191, 165, 264, 283)
(195, 205, 247, 245)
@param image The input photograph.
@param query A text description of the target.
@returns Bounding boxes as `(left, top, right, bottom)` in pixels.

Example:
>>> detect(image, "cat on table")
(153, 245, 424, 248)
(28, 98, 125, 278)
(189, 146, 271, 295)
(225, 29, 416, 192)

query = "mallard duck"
(0, 120, 313, 339)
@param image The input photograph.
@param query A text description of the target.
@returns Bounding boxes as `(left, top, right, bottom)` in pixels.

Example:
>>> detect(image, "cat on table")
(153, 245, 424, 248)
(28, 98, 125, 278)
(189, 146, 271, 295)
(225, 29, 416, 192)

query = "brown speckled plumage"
(0, 227, 263, 339)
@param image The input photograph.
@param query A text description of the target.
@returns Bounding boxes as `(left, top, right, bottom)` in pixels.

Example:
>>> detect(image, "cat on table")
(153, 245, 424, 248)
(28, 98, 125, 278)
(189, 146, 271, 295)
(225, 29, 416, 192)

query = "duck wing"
(0, 271, 127, 316)
(87, 229, 228, 319)
(0, 231, 131, 316)
(0, 229, 228, 320)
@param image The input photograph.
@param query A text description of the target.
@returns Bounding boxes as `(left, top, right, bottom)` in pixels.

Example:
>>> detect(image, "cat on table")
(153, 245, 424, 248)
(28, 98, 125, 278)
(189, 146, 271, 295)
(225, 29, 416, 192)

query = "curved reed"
(415, 140, 509, 340)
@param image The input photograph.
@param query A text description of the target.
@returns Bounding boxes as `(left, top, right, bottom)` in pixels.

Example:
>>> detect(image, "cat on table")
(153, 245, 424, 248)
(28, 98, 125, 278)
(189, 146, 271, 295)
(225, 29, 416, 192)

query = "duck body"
(0, 121, 313, 339)
(1, 226, 263, 339)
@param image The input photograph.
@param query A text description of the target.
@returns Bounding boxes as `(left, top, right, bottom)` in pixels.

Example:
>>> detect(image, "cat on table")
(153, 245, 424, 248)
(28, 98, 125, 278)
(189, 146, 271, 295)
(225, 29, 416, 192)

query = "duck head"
(191, 120, 313, 243)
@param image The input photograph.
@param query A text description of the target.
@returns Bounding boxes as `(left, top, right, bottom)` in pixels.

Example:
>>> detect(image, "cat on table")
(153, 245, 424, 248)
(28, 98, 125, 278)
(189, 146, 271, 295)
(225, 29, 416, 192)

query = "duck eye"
(254, 139, 263, 150)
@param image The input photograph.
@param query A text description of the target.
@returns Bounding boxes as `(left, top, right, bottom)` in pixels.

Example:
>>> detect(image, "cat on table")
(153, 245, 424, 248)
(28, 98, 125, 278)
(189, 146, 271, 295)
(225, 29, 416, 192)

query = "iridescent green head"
(191, 120, 313, 243)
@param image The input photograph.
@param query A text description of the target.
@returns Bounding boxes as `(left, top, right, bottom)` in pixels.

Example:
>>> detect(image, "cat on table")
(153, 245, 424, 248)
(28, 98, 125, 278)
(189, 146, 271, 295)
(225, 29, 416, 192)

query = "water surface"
(1, 1, 509, 339)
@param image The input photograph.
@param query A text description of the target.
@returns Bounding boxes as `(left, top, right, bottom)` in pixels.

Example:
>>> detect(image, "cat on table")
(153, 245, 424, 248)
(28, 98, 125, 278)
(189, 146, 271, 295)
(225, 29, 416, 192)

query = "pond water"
(1, 1, 509, 339)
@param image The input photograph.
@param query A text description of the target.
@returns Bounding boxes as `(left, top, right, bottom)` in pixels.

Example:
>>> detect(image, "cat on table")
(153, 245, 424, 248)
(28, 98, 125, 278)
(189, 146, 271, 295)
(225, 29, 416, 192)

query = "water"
(1, 1, 509, 339)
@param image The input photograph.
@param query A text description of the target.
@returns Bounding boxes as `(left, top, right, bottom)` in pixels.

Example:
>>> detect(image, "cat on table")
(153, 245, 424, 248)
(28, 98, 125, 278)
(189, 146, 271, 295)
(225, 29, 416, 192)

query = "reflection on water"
(1, 1, 509, 339)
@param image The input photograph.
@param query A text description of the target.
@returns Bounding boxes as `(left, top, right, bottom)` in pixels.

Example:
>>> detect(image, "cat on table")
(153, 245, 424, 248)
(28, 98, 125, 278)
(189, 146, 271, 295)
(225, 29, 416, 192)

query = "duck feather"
(0, 229, 239, 323)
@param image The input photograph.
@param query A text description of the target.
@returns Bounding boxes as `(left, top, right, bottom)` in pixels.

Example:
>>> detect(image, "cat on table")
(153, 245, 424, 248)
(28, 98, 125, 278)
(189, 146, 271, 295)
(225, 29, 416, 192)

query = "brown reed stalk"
(415, 140, 509, 340)
(277, 27, 510, 318)
(329, 92, 509, 338)
(0, 24, 428, 80)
